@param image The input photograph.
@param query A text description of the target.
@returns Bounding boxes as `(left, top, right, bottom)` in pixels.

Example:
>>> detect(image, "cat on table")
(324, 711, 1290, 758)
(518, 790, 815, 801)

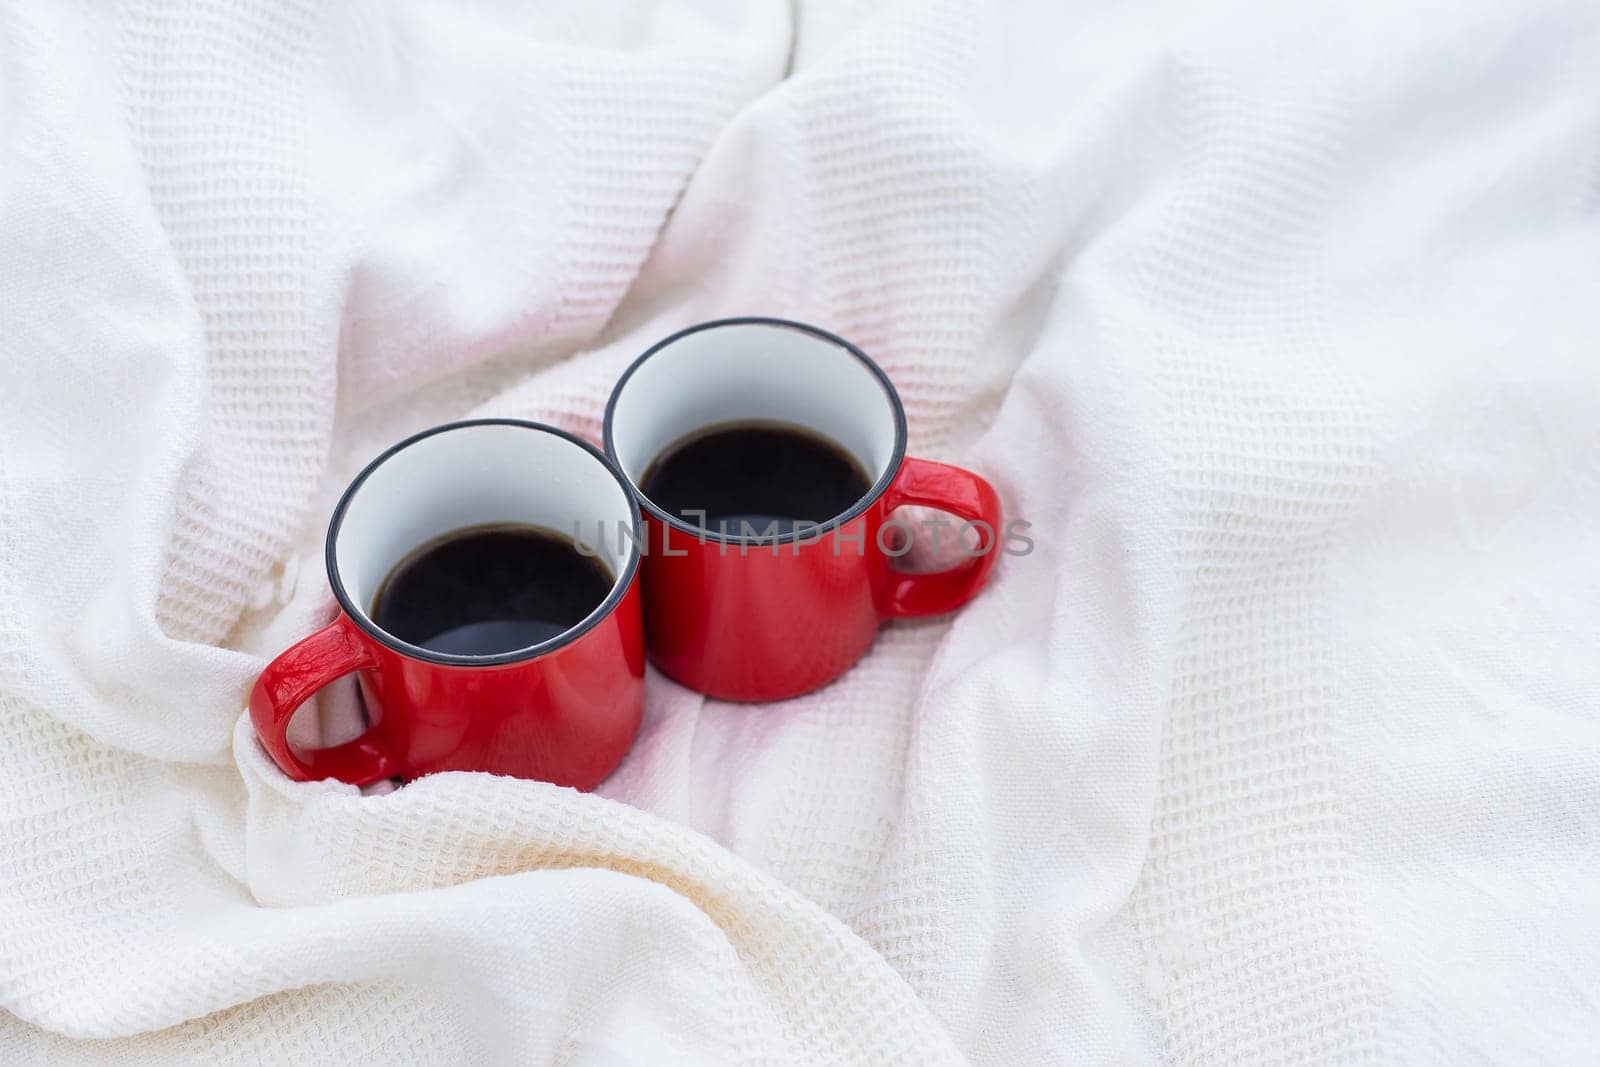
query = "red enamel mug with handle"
(604, 318, 1002, 702)
(249, 420, 645, 787)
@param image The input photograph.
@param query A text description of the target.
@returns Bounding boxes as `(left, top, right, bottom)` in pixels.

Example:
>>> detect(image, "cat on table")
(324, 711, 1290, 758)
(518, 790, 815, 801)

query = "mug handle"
(248, 615, 400, 785)
(877, 456, 1004, 619)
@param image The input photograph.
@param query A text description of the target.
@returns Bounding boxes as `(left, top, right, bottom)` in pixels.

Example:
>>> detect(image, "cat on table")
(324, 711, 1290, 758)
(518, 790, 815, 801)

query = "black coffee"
(640, 420, 872, 536)
(371, 524, 613, 656)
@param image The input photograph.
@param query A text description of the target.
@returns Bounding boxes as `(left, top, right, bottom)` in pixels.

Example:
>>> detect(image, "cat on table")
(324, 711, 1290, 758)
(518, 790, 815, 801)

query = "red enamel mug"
(249, 420, 645, 787)
(604, 318, 1002, 702)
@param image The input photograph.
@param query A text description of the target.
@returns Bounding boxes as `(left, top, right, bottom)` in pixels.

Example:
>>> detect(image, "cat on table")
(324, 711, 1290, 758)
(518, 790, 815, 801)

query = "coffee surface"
(640, 420, 872, 536)
(371, 524, 613, 656)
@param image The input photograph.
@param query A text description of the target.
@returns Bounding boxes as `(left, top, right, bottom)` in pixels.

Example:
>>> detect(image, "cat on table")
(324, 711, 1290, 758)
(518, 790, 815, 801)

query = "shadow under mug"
(249, 420, 645, 787)
(604, 317, 1003, 702)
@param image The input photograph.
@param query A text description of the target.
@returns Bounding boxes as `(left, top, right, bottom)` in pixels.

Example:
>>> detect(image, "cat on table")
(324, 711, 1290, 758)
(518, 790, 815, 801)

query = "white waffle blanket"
(2, 0, 1598, 1062)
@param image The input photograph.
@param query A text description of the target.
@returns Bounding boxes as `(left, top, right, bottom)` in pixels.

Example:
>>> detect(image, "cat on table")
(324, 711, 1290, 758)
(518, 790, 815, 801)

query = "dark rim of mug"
(602, 317, 909, 545)
(324, 418, 643, 668)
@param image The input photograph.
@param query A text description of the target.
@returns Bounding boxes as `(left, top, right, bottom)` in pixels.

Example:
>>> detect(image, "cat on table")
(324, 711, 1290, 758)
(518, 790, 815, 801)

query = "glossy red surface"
(249, 577, 644, 787)
(642, 456, 1002, 701)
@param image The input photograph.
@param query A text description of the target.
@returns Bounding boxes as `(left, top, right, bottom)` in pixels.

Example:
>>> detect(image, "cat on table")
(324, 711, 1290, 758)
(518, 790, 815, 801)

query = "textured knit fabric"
(3, 0, 1599, 1063)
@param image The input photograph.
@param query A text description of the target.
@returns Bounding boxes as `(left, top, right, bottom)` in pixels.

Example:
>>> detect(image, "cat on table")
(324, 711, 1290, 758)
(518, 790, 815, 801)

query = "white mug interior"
(606, 320, 905, 522)
(330, 421, 637, 654)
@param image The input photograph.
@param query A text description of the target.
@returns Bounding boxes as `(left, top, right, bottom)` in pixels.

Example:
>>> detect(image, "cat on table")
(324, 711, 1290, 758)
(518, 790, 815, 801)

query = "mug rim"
(602, 316, 909, 546)
(324, 418, 643, 668)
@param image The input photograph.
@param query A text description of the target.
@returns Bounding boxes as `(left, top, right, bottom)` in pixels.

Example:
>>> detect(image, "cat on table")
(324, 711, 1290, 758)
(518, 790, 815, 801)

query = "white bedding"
(2, 0, 1598, 1062)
